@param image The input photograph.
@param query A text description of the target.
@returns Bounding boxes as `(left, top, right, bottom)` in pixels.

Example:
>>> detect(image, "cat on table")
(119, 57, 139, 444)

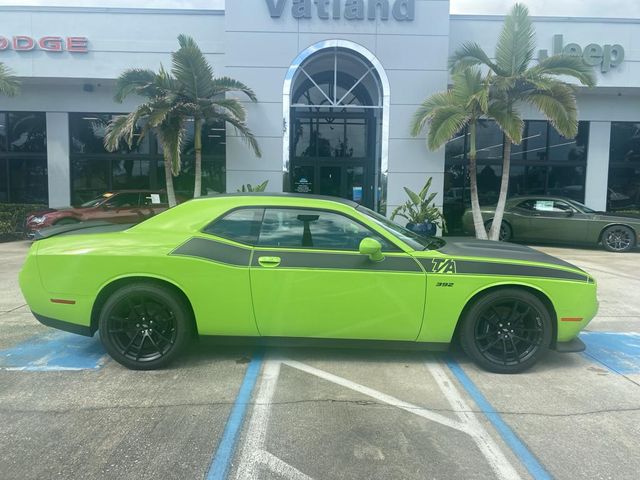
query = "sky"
(0, 0, 638, 18)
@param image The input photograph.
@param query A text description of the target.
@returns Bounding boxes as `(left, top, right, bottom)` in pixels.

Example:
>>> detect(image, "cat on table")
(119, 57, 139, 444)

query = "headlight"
(31, 216, 47, 224)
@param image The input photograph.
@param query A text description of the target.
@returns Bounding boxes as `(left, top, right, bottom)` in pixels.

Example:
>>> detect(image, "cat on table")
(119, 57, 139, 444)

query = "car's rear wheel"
(485, 220, 512, 242)
(602, 225, 635, 252)
(98, 283, 191, 370)
(459, 289, 552, 374)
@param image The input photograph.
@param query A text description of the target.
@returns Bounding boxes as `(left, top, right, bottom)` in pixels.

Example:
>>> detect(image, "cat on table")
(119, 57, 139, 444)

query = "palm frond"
(217, 112, 262, 157)
(172, 34, 215, 99)
(527, 54, 596, 87)
(449, 42, 500, 74)
(204, 97, 247, 122)
(427, 107, 470, 151)
(211, 77, 258, 102)
(410, 92, 455, 137)
(0, 63, 20, 96)
(526, 83, 578, 138)
(487, 102, 524, 144)
(114, 69, 159, 103)
(157, 114, 186, 176)
(495, 3, 536, 76)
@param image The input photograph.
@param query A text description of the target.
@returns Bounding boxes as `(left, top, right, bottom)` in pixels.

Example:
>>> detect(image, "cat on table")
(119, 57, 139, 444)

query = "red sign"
(0, 36, 88, 53)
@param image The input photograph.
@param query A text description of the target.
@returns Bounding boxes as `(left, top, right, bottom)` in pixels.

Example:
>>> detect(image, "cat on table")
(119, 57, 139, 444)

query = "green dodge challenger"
(19, 194, 598, 373)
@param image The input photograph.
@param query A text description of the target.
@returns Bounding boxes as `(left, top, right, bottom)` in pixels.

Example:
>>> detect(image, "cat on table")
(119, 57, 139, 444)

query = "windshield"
(357, 206, 445, 251)
(567, 199, 596, 213)
(80, 193, 115, 208)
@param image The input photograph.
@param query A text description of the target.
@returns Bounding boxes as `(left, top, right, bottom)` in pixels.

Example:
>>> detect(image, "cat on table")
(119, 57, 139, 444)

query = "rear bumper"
(32, 311, 94, 337)
(553, 336, 586, 353)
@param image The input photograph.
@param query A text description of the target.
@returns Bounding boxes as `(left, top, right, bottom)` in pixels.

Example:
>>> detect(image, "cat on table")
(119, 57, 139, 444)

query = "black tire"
(55, 218, 79, 226)
(459, 289, 552, 374)
(601, 225, 635, 252)
(485, 220, 512, 242)
(98, 283, 192, 370)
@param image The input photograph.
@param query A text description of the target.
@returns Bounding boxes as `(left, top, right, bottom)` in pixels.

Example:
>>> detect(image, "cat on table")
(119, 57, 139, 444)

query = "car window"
(518, 199, 574, 213)
(203, 208, 264, 245)
(141, 192, 168, 206)
(257, 208, 397, 251)
(104, 193, 140, 208)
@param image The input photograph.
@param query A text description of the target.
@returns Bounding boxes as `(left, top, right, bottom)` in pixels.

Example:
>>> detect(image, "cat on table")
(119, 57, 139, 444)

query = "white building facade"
(1, 2, 639, 232)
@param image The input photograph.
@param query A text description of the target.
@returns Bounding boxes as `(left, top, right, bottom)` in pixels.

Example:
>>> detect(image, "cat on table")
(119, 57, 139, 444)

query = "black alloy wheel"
(602, 225, 635, 253)
(460, 289, 552, 374)
(98, 283, 191, 370)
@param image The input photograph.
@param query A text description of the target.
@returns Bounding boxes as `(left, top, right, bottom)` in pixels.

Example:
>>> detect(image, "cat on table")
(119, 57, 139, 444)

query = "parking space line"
(207, 350, 265, 480)
(581, 332, 640, 375)
(446, 359, 552, 480)
(235, 355, 525, 480)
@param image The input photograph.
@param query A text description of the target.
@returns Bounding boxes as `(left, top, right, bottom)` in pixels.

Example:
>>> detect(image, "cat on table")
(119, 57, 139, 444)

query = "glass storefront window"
(70, 113, 151, 155)
(608, 122, 640, 212)
(0, 112, 48, 204)
(69, 113, 226, 205)
(443, 119, 589, 233)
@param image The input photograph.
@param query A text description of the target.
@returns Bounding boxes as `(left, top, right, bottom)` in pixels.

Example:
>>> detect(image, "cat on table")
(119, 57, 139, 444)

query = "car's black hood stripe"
(170, 237, 252, 266)
(418, 258, 588, 282)
(252, 250, 423, 272)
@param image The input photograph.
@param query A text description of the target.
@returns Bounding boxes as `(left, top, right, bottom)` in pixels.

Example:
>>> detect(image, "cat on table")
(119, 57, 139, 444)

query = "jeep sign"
(539, 34, 624, 73)
(265, 0, 415, 21)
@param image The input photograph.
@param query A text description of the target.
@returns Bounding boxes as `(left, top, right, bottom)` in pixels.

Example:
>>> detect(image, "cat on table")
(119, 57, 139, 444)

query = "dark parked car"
(25, 190, 175, 237)
(462, 196, 640, 252)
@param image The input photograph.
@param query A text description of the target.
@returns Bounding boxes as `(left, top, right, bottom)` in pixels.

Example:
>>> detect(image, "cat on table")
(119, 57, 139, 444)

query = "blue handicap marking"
(0, 331, 107, 371)
(581, 332, 640, 374)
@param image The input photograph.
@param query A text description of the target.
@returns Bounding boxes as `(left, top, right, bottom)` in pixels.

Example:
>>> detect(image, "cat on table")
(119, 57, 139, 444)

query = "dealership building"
(1, 1, 639, 230)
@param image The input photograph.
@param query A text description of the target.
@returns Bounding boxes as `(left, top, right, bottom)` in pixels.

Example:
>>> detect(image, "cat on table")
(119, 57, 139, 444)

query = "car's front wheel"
(459, 289, 552, 374)
(98, 283, 191, 370)
(601, 225, 635, 252)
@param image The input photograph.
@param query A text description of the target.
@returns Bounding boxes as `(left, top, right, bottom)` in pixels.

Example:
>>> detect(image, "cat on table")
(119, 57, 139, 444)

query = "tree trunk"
(469, 121, 488, 240)
(489, 139, 512, 241)
(163, 154, 177, 208)
(193, 118, 202, 198)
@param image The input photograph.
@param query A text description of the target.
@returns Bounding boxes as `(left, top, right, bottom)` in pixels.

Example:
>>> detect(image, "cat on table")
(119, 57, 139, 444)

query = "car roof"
(200, 192, 360, 208)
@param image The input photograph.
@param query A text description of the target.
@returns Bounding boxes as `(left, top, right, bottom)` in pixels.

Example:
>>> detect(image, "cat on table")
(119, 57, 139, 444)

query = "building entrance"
(288, 47, 383, 208)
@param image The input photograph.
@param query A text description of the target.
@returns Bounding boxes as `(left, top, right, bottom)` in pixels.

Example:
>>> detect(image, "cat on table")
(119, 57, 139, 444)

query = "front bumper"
(32, 311, 94, 337)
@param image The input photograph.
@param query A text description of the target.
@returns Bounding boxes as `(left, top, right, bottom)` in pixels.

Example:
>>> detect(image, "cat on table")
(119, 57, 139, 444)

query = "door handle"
(258, 256, 281, 268)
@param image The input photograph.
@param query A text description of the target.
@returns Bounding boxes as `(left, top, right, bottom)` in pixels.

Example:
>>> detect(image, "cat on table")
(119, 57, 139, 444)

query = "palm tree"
(104, 66, 183, 206)
(0, 62, 20, 96)
(411, 68, 520, 239)
(171, 34, 261, 198)
(449, 3, 596, 240)
(105, 35, 261, 206)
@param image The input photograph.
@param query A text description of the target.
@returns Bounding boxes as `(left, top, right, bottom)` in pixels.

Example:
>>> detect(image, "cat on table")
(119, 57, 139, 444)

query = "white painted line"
(427, 360, 523, 480)
(283, 359, 467, 433)
(235, 356, 522, 480)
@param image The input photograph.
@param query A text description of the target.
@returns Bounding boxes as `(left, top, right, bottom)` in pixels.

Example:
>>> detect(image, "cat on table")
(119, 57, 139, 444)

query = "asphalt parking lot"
(1, 240, 639, 480)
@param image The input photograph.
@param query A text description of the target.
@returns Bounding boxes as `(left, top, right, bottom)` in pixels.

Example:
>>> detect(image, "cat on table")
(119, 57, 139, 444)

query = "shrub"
(0, 203, 47, 242)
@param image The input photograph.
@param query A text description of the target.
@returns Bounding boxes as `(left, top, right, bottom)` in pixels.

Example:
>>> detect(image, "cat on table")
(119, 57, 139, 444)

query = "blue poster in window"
(352, 186, 363, 202)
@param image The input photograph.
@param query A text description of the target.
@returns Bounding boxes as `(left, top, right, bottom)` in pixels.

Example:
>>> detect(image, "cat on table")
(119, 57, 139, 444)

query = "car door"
(521, 199, 587, 243)
(249, 207, 426, 341)
(140, 191, 170, 218)
(99, 192, 145, 223)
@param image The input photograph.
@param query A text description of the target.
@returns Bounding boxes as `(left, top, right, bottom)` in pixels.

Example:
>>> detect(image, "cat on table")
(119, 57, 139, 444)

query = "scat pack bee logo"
(430, 258, 457, 274)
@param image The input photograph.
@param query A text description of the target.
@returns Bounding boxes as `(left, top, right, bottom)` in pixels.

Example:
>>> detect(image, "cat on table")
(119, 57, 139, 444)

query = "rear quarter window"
(203, 208, 264, 245)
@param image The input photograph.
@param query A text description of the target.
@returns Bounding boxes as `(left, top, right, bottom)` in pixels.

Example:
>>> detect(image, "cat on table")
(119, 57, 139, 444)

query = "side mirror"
(359, 237, 384, 262)
(565, 210, 574, 217)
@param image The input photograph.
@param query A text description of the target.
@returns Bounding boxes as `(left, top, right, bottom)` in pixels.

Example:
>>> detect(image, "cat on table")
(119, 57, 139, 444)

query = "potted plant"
(236, 180, 269, 192)
(391, 177, 446, 237)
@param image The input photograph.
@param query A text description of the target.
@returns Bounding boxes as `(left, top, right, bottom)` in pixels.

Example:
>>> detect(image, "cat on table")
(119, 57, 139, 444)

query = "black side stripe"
(419, 258, 588, 282)
(170, 237, 251, 266)
(252, 250, 423, 273)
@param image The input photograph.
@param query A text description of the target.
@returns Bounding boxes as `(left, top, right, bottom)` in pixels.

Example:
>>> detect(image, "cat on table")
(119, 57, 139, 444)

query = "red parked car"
(25, 190, 175, 238)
